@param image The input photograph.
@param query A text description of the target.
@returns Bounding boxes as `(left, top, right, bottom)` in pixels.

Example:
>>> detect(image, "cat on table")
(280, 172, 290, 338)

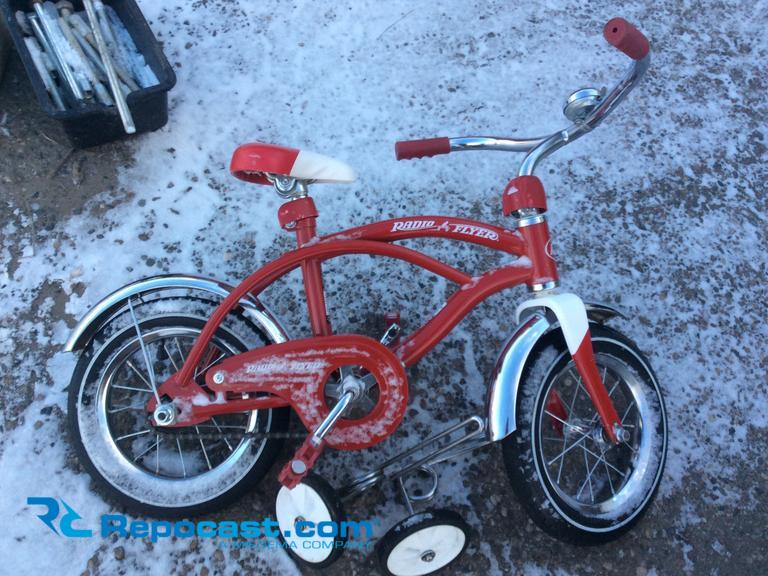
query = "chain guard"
(204, 334, 408, 450)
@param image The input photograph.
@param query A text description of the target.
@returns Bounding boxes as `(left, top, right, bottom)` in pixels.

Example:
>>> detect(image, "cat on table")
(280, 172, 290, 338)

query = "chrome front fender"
(485, 301, 625, 442)
(64, 274, 289, 352)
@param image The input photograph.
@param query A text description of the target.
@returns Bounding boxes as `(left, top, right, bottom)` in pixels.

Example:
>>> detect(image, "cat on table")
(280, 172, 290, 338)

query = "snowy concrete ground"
(1, 0, 766, 574)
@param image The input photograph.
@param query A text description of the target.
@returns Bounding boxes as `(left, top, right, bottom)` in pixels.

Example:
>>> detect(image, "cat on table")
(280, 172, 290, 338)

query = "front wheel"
(502, 323, 667, 544)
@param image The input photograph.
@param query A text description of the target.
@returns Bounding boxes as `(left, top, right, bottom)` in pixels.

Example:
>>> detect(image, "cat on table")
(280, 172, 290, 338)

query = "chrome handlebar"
(447, 54, 650, 176)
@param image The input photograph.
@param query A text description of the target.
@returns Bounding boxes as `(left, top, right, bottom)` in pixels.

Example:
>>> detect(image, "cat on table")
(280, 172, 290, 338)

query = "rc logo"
(27, 497, 93, 537)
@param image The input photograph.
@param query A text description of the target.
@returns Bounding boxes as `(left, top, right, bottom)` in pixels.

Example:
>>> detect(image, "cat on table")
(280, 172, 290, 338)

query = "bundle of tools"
(16, 0, 158, 133)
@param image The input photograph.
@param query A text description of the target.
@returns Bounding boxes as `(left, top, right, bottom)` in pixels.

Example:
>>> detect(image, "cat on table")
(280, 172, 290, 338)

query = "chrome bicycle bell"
(563, 88, 603, 124)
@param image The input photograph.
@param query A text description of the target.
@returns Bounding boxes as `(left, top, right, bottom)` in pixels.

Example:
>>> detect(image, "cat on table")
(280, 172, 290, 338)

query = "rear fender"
(64, 274, 288, 352)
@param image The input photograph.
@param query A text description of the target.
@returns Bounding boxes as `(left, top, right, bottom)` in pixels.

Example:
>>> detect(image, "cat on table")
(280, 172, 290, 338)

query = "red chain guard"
(204, 335, 408, 450)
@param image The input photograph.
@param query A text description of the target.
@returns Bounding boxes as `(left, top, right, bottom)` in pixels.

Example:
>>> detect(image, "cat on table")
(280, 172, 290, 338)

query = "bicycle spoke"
(133, 437, 160, 462)
(111, 384, 153, 394)
(577, 447, 602, 502)
(211, 417, 234, 452)
(195, 349, 226, 379)
(127, 298, 161, 403)
(582, 444, 627, 477)
(108, 403, 145, 414)
(195, 426, 213, 471)
(176, 437, 187, 478)
(548, 434, 588, 467)
(603, 458, 616, 496)
(163, 343, 180, 372)
(175, 337, 187, 362)
(125, 360, 153, 390)
(155, 434, 160, 474)
(621, 400, 636, 422)
(622, 439, 638, 454)
(557, 374, 584, 483)
(545, 410, 590, 442)
(115, 429, 151, 442)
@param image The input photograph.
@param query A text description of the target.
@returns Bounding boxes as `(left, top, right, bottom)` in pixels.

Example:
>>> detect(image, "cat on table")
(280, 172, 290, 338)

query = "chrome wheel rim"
(536, 350, 662, 519)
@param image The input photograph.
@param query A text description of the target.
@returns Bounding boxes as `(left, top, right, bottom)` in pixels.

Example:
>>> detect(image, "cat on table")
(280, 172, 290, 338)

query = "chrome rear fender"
(64, 274, 289, 352)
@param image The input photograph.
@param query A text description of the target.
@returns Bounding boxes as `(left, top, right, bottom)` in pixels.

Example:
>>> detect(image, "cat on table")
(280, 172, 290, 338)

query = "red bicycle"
(67, 18, 667, 574)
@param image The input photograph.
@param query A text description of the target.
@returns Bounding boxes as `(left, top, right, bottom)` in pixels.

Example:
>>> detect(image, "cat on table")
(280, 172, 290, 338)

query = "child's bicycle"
(67, 17, 666, 575)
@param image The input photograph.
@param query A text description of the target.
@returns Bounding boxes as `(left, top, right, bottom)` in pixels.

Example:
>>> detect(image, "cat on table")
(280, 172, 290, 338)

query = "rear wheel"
(502, 324, 667, 544)
(68, 314, 288, 517)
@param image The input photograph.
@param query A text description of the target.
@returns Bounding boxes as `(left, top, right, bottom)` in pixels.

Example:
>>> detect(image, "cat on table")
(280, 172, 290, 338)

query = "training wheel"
(376, 509, 470, 576)
(275, 473, 347, 568)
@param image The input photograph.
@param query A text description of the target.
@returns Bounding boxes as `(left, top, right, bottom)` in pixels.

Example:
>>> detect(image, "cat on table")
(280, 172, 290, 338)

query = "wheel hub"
(590, 422, 608, 448)
(153, 402, 177, 427)
(420, 550, 436, 563)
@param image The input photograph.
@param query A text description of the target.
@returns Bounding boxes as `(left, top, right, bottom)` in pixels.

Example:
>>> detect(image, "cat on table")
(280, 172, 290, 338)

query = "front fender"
(486, 298, 625, 441)
(64, 274, 289, 352)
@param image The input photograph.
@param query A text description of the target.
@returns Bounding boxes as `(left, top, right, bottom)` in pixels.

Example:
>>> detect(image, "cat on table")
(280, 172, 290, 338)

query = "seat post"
(277, 193, 332, 336)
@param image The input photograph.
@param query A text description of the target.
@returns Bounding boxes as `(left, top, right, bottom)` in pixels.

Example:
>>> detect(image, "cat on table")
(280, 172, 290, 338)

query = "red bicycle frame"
(151, 190, 622, 444)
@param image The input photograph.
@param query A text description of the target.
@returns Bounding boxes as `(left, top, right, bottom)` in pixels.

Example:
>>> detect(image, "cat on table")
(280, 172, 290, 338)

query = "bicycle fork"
(517, 292, 627, 444)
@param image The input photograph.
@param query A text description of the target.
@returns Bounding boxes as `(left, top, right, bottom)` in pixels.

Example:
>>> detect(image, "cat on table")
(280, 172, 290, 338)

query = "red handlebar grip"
(395, 137, 451, 161)
(603, 18, 649, 60)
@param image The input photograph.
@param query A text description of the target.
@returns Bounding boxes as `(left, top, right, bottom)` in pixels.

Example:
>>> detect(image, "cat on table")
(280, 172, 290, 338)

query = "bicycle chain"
(155, 428, 308, 441)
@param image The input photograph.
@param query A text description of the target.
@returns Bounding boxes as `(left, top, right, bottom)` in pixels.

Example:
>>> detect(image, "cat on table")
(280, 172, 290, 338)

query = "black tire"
(376, 509, 470, 576)
(502, 323, 667, 545)
(275, 473, 347, 569)
(68, 314, 289, 518)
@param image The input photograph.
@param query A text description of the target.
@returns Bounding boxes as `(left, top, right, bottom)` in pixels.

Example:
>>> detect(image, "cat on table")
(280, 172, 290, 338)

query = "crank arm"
(278, 389, 357, 488)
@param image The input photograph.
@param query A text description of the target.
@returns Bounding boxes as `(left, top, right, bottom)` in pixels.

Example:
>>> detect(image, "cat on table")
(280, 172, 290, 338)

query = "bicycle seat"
(230, 143, 357, 186)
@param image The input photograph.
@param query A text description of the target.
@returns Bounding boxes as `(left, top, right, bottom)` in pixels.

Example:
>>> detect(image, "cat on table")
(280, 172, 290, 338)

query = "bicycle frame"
(151, 193, 623, 444)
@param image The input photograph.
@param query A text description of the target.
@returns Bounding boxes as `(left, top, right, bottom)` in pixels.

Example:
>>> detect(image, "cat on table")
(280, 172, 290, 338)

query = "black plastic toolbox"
(0, 0, 175, 148)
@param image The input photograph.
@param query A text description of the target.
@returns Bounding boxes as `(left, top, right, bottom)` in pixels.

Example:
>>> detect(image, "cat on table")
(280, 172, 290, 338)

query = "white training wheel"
(377, 509, 470, 576)
(275, 473, 346, 568)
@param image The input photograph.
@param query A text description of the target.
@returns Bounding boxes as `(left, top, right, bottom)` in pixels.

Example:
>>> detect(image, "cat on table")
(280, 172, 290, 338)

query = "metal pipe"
(41, 1, 91, 98)
(82, 0, 135, 133)
(26, 13, 66, 88)
(30, 0, 83, 99)
(23, 36, 65, 110)
(56, 2, 111, 105)
(68, 12, 138, 91)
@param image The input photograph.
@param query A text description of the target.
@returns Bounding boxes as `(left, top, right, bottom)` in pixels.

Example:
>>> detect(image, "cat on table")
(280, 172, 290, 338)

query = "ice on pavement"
(0, 1, 766, 575)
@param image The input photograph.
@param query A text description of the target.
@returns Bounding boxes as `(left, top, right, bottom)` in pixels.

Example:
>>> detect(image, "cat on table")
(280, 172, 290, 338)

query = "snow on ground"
(1, 0, 766, 574)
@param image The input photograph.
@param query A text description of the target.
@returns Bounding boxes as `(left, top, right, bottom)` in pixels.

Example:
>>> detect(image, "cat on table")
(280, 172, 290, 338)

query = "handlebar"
(395, 17, 650, 176)
(603, 17, 649, 60)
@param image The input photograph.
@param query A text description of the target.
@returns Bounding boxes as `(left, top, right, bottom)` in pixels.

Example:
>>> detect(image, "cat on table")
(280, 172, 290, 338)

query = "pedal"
(278, 437, 326, 489)
(382, 311, 401, 347)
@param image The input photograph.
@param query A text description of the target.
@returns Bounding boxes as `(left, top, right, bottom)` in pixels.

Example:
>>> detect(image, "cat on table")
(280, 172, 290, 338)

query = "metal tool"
(82, 0, 135, 133)
(30, 0, 83, 99)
